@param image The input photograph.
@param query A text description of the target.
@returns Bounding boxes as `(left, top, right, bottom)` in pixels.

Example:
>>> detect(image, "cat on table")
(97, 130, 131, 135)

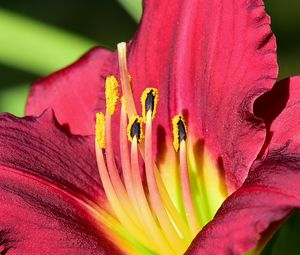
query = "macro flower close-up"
(1, 0, 300, 254)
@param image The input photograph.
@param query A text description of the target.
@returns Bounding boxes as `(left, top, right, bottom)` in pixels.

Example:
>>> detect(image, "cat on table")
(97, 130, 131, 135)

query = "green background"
(0, 0, 299, 254)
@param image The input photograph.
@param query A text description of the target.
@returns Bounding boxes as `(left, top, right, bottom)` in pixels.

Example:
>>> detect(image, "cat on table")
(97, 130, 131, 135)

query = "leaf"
(261, 211, 300, 255)
(0, 8, 97, 75)
(0, 83, 29, 116)
(116, 0, 142, 22)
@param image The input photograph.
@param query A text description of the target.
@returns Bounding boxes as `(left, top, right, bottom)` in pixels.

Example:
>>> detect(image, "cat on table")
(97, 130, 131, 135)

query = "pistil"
(117, 42, 137, 118)
(173, 115, 201, 235)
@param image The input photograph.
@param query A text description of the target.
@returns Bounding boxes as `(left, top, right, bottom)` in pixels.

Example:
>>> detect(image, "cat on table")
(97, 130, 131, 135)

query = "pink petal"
(26, 48, 113, 136)
(126, 0, 278, 190)
(0, 111, 123, 254)
(186, 76, 300, 255)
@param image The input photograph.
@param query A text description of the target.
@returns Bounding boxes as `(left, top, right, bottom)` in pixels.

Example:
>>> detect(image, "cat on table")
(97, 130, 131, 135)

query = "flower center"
(93, 42, 228, 255)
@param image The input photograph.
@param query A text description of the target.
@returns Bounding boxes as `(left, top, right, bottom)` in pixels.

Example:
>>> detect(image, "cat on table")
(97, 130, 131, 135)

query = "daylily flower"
(1, 0, 300, 254)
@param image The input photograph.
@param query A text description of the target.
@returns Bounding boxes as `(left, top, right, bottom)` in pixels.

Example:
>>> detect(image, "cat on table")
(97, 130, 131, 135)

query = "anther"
(95, 112, 106, 149)
(105, 75, 119, 115)
(127, 116, 144, 143)
(172, 115, 187, 152)
(141, 88, 159, 122)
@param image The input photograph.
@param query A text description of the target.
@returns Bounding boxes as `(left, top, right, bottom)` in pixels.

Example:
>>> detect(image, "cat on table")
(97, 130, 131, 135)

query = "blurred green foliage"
(0, 0, 138, 115)
(0, 0, 299, 254)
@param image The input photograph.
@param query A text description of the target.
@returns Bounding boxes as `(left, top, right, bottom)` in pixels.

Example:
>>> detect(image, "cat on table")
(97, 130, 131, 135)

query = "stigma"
(94, 42, 227, 255)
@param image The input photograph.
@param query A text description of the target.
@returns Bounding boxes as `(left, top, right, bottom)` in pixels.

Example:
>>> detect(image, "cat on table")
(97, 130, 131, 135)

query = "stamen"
(144, 110, 186, 254)
(130, 136, 176, 255)
(127, 116, 143, 143)
(95, 112, 105, 149)
(119, 101, 141, 220)
(141, 90, 193, 242)
(105, 114, 130, 211)
(105, 76, 119, 115)
(172, 115, 187, 152)
(117, 42, 137, 118)
(104, 84, 128, 207)
(94, 130, 152, 248)
(173, 115, 201, 236)
(105, 113, 141, 226)
(141, 88, 159, 122)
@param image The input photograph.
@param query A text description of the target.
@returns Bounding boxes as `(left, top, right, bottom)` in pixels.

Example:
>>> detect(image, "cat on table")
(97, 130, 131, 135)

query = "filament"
(120, 103, 141, 219)
(179, 140, 201, 235)
(131, 136, 176, 255)
(145, 111, 187, 254)
(94, 140, 152, 248)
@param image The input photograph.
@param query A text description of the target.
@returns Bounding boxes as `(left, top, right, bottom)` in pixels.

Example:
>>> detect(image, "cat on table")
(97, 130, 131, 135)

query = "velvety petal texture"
(0, 110, 102, 203)
(126, 0, 278, 190)
(25, 0, 278, 190)
(0, 168, 121, 255)
(4, 0, 300, 254)
(0, 112, 121, 254)
(26, 48, 113, 136)
(186, 76, 300, 254)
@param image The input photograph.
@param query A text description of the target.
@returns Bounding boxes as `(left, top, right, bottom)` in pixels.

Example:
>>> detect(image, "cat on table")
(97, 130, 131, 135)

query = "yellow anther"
(105, 76, 119, 115)
(127, 116, 144, 143)
(95, 112, 106, 149)
(172, 115, 187, 152)
(141, 88, 159, 122)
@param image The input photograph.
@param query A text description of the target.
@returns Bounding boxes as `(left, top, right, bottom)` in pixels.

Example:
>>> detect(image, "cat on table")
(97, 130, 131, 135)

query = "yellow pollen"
(95, 112, 106, 149)
(141, 88, 159, 122)
(127, 115, 144, 143)
(172, 115, 187, 152)
(105, 75, 119, 115)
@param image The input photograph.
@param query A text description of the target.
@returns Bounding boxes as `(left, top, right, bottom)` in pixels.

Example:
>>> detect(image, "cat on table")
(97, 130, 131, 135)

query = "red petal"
(0, 110, 103, 204)
(186, 148, 300, 254)
(0, 166, 122, 254)
(26, 47, 113, 136)
(269, 76, 300, 145)
(185, 76, 300, 255)
(25, 0, 278, 190)
(0, 112, 122, 254)
(253, 76, 290, 157)
(126, 0, 278, 190)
